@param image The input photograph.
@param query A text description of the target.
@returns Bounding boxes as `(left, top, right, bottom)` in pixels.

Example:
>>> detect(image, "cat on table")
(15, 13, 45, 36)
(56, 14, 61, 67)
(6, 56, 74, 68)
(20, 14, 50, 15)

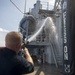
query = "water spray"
(28, 17, 49, 42)
(21, 17, 48, 49)
(21, 17, 51, 47)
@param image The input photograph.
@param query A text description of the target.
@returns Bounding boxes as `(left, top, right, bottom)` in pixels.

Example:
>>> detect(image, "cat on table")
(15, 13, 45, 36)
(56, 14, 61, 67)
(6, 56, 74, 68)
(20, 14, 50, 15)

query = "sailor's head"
(5, 31, 22, 53)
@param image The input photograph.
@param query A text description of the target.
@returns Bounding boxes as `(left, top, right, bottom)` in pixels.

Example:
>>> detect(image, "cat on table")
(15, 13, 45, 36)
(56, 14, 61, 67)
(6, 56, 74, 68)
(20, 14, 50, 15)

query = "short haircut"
(5, 31, 22, 45)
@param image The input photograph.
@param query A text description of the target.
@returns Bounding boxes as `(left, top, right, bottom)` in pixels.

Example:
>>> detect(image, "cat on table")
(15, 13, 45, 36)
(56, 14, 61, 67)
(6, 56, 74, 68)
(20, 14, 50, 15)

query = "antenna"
(24, 0, 26, 16)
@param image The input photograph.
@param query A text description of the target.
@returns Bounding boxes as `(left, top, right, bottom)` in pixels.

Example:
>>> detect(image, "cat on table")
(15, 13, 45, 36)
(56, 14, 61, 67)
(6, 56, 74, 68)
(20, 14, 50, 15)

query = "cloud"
(0, 28, 9, 46)
(0, 32, 6, 46)
(0, 28, 9, 32)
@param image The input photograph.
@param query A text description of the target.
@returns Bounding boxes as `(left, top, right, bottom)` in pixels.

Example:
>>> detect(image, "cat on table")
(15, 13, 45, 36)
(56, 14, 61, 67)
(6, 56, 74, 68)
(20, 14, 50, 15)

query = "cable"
(10, 0, 24, 14)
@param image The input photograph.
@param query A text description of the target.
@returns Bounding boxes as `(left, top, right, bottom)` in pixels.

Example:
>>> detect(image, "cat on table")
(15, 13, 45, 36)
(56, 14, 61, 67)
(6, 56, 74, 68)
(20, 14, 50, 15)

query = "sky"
(0, 0, 55, 46)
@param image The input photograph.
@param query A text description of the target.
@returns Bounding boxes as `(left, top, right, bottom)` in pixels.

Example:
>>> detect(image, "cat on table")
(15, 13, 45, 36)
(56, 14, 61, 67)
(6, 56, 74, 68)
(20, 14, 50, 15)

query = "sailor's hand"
(23, 47, 29, 56)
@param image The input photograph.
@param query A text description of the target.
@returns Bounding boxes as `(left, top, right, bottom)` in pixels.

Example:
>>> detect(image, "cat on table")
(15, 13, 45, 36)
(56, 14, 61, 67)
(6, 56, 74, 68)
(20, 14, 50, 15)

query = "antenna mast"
(24, 0, 26, 16)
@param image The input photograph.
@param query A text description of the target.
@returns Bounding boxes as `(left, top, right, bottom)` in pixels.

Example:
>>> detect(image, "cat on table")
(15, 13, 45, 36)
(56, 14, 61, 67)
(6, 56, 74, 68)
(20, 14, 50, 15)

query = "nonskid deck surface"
(25, 63, 63, 75)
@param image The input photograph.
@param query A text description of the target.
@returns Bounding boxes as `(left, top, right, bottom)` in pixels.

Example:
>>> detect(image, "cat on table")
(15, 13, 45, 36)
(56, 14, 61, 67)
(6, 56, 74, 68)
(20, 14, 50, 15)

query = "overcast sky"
(0, 0, 55, 46)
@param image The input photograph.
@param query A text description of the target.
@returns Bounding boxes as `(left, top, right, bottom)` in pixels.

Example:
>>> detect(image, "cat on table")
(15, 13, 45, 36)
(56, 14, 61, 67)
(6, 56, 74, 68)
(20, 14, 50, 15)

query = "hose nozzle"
(21, 40, 29, 49)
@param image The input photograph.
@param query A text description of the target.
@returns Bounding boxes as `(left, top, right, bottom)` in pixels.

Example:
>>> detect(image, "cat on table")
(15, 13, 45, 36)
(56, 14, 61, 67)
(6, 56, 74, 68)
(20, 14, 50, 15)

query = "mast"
(24, 0, 26, 16)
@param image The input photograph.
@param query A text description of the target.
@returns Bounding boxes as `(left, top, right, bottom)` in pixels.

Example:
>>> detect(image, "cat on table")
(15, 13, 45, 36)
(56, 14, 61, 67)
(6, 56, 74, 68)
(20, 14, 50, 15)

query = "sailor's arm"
(23, 47, 34, 65)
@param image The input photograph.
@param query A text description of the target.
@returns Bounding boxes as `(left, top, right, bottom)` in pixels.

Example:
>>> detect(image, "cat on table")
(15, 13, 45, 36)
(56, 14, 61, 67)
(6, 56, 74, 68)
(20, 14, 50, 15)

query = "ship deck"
(25, 63, 63, 75)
